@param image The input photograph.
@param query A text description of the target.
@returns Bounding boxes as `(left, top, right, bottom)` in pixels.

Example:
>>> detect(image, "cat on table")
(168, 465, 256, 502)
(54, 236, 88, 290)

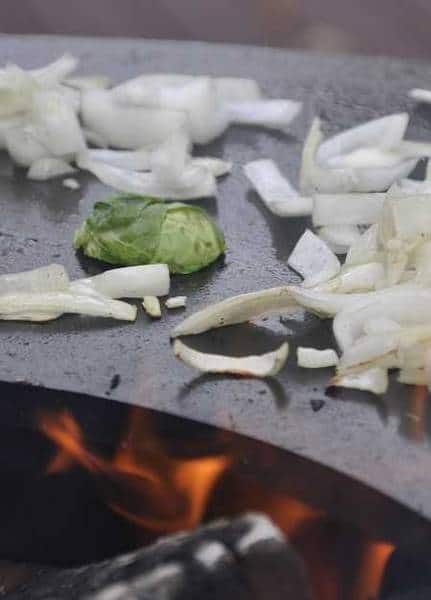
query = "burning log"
(9, 513, 313, 600)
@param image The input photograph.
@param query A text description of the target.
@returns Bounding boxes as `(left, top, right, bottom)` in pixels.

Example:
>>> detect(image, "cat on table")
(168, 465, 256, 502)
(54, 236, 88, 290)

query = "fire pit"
(1, 35, 431, 599)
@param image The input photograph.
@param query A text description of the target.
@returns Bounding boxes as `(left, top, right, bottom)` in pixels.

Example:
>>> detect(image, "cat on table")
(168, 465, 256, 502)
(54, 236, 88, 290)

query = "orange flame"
(352, 540, 394, 600)
(39, 410, 230, 533)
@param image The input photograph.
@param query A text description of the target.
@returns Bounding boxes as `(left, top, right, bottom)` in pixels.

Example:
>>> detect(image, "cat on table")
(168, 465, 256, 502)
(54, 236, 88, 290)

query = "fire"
(39, 409, 230, 533)
(352, 540, 394, 600)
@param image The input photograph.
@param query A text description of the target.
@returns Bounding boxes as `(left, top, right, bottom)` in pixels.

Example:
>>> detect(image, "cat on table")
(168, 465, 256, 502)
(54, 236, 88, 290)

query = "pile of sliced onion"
(0, 263, 170, 323)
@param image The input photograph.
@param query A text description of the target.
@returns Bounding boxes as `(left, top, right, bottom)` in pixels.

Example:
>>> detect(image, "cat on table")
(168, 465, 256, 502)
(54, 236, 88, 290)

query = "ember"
(39, 407, 397, 600)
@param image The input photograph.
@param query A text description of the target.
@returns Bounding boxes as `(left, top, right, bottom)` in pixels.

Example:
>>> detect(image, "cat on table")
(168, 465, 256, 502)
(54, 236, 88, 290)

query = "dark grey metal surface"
(1, 35, 431, 520)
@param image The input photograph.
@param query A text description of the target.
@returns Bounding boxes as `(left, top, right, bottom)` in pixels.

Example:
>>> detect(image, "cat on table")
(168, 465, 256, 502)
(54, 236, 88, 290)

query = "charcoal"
(9, 513, 313, 600)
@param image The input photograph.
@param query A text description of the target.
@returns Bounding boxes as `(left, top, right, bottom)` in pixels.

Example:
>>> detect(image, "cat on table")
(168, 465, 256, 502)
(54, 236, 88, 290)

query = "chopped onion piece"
(31, 54, 78, 87)
(81, 90, 188, 150)
(338, 333, 399, 371)
(331, 367, 389, 395)
(85, 147, 152, 171)
(317, 113, 409, 164)
(0, 292, 136, 321)
(174, 339, 289, 378)
(142, 296, 161, 318)
(62, 178, 80, 190)
(27, 157, 76, 181)
(192, 157, 232, 177)
(315, 262, 384, 293)
(244, 159, 312, 217)
(172, 286, 295, 337)
(345, 224, 380, 266)
(4, 125, 48, 167)
(409, 88, 431, 104)
(325, 147, 405, 170)
(318, 225, 361, 254)
(77, 153, 216, 200)
(71, 265, 170, 299)
(288, 229, 340, 287)
(363, 318, 401, 336)
(313, 194, 386, 227)
(388, 178, 431, 195)
(82, 128, 108, 148)
(215, 78, 262, 103)
(333, 289, 431, 351)
(384, 196, 431, 241)
(226, 100, 302, 130)
(301, 118, 416, 194)
(0, 264, 69, 295)
(166, 296, 187, 309)
(65, 75, 111, 91)
(297, 347, 339, 368)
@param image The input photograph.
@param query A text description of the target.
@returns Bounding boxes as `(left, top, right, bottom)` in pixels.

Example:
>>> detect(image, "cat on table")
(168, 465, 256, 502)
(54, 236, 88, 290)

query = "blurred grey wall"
(1, 0, 431, 59)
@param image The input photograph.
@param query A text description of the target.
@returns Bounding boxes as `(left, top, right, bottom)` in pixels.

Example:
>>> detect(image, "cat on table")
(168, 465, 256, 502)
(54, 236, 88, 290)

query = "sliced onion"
(318, 225, 361, 254)
(215, 78, 262, 103)
(85, 147, 152, 171)
(331, 367, 389, 395)
(30, 54, 78, 87)
(65, 75, 111, 91)
(363, 317, 401, 336)
(81, 89, 188, 150)
(4, 125, 49, 167)
(77, 153, 216, 200)
(288, 229, 340, 287)
(62, 178, 80, 190)
(142, 296, 162, 318)
(174, 339, 289, 377)
(338, 333, 399, 371)
(345, 224, 380, 266)
(312, 194, 386, 227)
(166, 296, 187, 309)
(0, 291, 136, 321)
(172, 286, 295, 337)
(297, 347, 339, 368)
(325, 147, 406, 170)
(317, 113, 409, 164)
(244, 159, 312, 217)
(27, 157, 76, 181)
(301, 118, 416, 194)
(315, 262, 384, 293)
(388, 178, 431, 195)
(409, 88, 431, 104)
(226, 100, 302, 130)
(0, 264, 69, 295)
(384, 196, 431, 241)
(82, 128, 108, 148)
(333, 289, 431, 351)
(31, 90, 86, 157)
(192, 157, 232, 177)
(0, 65, 38, 119)
(71, 265, 170, 299)
(0, 115, 26, 149)
(398, 368, 427, 385)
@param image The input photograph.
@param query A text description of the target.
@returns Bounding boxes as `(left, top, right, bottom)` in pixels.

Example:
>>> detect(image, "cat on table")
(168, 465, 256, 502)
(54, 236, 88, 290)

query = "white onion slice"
(297, 347, 339, 368)
(81, 90, 188, 150)
(27, 157, 76, 181)
(62, 178, 80, 190)
(0, 292, 136, 321)
(384, 196, 431, 241)
(215, 78, 262, 103)
(172, 286, 295, 337)
(331, 367, 389, 395)
(166, 296, 187, 309)
(244, 159, 312, 217)
(226, 100, 302, 130)
(31, 90, 86, 157)
(345, 224, 380, 266)
(318, 225, 361, 254)
(71, 265, 170, 299)
(398, 368, 427, 385)
(4, 125, 49, 167)
(388, 179, 431, 195)
(82, 128, 108, 149)
(85, 148, 152, 171)
(174, 339, 289, 378)
(288, 229, 340, 287)
(301, 118, 416, 194)
(0, 264, 69, 295)
(0, 65, 38, 119)
(142, 296, 162, 318)
(77, 154, 216, 200)
(30, 54, 78, 87)
(409, 88, 431, 104)
(313, 194, 386, 227)
(363, 317, 401, 336)
(315, 262, 384, 293)
(65, 75, 111, 91)
(0, 115, 26, 149)
(325, 147, 405, 170)
(192, 157, 232, 177)
(338, 333, 399, 371)
(333, 289, 431, 351)
(317, 113, 409, 164)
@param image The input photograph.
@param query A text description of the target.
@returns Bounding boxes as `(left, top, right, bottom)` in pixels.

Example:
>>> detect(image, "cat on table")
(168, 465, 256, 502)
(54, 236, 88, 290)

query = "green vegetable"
(74, 195, 226, 274)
